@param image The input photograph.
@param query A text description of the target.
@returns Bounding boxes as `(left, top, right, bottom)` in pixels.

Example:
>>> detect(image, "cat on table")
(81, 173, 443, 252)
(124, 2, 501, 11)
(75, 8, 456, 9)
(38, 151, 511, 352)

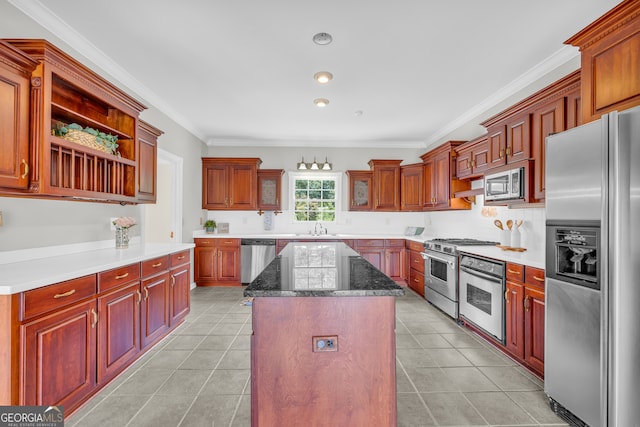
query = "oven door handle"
(460, 266, 502, 283)
(420, 252, 455, 269)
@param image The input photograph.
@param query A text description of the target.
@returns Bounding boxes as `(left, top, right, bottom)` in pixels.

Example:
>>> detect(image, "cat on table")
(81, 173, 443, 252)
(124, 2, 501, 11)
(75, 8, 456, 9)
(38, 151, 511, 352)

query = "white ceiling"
(9, 0, 621, 148)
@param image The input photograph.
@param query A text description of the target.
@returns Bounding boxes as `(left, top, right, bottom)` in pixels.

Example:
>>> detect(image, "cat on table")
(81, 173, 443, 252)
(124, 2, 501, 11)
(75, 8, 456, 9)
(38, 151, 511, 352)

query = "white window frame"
(288, 171, 342, 224)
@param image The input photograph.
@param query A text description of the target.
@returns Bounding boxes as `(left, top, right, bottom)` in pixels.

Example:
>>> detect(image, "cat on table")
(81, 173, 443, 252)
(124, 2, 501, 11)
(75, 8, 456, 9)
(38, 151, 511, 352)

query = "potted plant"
(204, 220, 216, 234)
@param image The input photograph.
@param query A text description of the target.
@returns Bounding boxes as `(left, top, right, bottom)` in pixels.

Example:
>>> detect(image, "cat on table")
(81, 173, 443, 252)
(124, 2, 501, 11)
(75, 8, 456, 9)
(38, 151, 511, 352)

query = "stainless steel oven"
(422, 239, 499, 320)
(458, 253, 505, 343)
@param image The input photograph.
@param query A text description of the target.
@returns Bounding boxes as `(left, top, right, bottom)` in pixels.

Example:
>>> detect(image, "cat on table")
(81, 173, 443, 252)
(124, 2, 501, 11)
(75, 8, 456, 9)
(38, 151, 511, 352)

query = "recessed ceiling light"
(314, 98, 329, 108)
(313, 32, 333, 45)
(354, 110, 363, 116)
(314, 71, 333, 84)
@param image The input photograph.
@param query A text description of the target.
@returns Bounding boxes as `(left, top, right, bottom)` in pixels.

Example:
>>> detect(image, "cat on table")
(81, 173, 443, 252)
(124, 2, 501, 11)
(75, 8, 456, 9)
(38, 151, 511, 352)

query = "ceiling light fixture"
(312, 32, 333, 45)
(314, 71, 333, 84)
(314, 98, 329, 108)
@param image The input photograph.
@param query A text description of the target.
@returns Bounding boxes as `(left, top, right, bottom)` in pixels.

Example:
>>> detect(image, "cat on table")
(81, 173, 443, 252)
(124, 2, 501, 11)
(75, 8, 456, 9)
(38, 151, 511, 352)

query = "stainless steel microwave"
(485, 167, 524, 201)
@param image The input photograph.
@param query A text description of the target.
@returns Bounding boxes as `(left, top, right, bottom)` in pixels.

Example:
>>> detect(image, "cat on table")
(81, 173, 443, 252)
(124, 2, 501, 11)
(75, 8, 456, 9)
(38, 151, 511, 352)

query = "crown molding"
(206, 137, 427, 149)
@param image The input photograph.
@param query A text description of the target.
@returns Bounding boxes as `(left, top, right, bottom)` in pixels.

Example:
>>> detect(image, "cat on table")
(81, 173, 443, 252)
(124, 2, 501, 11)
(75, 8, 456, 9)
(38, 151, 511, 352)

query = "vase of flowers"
(113, 216, 136, 249)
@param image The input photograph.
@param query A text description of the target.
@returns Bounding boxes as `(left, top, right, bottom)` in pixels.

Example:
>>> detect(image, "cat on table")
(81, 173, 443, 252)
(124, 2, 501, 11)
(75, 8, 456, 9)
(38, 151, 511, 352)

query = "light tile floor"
(67, 287, 568, 427)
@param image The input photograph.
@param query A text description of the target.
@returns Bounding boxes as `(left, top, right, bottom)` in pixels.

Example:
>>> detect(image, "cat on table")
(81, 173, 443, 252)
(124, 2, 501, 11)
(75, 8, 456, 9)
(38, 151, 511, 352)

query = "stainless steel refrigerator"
(545, 106, 640, 427)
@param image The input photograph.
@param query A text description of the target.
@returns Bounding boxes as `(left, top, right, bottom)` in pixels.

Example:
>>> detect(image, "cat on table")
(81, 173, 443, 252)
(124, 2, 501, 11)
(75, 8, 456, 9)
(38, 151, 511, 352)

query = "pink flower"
(113, 216, 137, 228)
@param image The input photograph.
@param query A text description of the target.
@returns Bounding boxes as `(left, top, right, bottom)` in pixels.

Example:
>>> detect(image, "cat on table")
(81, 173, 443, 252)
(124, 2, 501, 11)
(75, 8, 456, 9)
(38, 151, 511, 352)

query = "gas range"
(424, 238, 499, 256)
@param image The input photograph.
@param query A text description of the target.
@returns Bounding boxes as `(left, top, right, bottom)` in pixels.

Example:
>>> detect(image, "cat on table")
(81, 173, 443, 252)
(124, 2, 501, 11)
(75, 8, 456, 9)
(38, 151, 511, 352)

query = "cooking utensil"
(516, 219, 523, 228)
(506, 220, 513, 230)
(494, 220, 503, 230)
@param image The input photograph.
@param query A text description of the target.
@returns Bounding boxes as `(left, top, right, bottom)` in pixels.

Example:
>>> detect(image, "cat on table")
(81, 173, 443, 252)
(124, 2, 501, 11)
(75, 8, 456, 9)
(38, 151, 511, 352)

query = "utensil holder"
(500, 230, 511, 246)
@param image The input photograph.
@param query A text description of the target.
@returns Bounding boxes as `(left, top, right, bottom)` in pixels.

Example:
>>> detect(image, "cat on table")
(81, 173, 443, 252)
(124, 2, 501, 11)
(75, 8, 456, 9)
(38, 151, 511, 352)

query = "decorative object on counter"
(216, 222, 229, 233)
(404, 226, 425, 236)
(510, 220, 522, 248)
(496, 245, 527, 252)
(113, 216, 136, 249)
(204, 220, 216, 234)
(262, 211, 274, 231)
(52, 121, 119, 155)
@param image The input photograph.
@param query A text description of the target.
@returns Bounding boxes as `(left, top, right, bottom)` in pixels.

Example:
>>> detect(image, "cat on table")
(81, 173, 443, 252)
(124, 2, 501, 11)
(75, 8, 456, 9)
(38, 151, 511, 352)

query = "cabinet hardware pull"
(115, 272, 129, 280)
(177, 255, 185, 260)
(499, 148, 504, 159)
(144, 288, 149, 300)
(53, 289, 76, 299)
(466, 159, 470, 168)
(152, 262, 162, 268)
(136, 290, 142, 305)
(471, 160, 476, 168)
(506, 146, 511, 156)
(91, 308, 98, 328)
(171, 276, 175, 287)
(524, 295, 530, 312)
(533, 275, 544, 282)
(507, 268, 520, 274)
(21, 159, 29, 179)
(504, 290, 509, 303)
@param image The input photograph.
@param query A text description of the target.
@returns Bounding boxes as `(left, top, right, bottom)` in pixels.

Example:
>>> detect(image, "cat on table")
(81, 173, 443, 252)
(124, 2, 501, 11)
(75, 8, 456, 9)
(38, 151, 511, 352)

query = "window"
(289, 172, 341, 223)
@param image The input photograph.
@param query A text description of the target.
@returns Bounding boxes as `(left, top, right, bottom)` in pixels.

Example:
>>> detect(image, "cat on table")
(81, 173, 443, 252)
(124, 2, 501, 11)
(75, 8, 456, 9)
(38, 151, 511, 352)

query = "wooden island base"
(251, 296, 397, 427)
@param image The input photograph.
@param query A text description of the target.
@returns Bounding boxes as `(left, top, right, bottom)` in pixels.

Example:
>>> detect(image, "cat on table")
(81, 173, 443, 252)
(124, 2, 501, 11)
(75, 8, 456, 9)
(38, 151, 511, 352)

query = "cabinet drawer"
(356, 239, 385, 248)
(406, 240, 424, 252)
(22, 275, 96, 321)
(215, 238, 240, 247)
(195, 238, 214, 246)
(506, 263, 525, 282)
(170, 250, 191, 267)
(385, 239, 405, 248)
(141, 256, 170, 278)
(408, 250, 425, 273)
(98, 263, 140, 293)
(525, 266, 546, 288)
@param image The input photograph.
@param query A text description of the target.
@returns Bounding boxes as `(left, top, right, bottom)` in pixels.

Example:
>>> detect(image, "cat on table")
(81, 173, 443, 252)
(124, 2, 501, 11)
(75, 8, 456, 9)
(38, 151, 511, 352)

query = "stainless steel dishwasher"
(241, 239, 276, 284)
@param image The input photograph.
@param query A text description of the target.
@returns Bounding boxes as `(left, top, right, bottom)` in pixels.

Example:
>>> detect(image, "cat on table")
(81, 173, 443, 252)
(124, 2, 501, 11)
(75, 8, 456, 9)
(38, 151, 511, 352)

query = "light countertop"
(459, 245, 545, 269)
(0, 242, 195, 295)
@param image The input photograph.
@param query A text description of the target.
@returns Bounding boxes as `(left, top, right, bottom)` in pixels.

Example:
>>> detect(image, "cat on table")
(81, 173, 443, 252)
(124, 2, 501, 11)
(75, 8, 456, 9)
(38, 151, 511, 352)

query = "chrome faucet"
(314, 222, 325, 236)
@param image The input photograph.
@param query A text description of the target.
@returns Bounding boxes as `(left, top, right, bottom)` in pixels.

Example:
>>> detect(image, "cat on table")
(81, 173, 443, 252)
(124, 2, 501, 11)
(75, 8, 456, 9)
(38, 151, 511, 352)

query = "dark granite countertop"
(244, 242, 405, 297)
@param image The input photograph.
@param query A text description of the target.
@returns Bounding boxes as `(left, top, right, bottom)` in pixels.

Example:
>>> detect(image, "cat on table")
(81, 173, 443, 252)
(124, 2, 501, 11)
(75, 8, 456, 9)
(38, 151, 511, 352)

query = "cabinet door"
(524, 286, 545, 375)
(141, 272, 170, 348)
(0, 52, 32, 190)
(358, 248, 385, 271)
(455, 147, 473, 179)
(505, 281, 524, 358)
(347, 171, 373, 211)
(170, 264, 191, 326)
(506, 114, 531, 164)
(373, 164, 400, 211)
(400, 164, 423, 211)
(228, 164, 257, 210)
(470, 140, 490, 176)
(532, 98, 565, 201)
(385, 247, 405, 282)
(202, 163, 228, 209)
(137, 121, 162, 203)
(217, 246, 241, 283)
(566, 88, 582, 130)
(97, 282, 141, 383)
(433, 151, 451, 209)
(487, 126, 507, 169)
(257, 170, 283, 211)
(195, 246, 217, 284)
(408, 268, 425, 297)
(22, 300, 97, 408)
(423, 159, 435, 208)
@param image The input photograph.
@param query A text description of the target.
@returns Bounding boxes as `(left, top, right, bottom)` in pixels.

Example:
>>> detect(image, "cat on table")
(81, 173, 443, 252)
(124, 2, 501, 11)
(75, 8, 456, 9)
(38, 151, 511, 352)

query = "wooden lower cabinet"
(97, 282, 140, 384)
(22, 300, 97, 408)
(406, 240, 425, 297)
(141, 271, 170, 348)
(355, 239, 405, 283)
(195, 238, 241, 286)
(5, 249, 193, 417)
(504, 262, 545, 377)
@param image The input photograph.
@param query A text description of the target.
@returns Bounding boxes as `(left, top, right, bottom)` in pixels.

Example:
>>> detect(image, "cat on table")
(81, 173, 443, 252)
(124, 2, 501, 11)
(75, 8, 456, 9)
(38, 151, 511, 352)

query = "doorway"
(141, 148, 183, 243)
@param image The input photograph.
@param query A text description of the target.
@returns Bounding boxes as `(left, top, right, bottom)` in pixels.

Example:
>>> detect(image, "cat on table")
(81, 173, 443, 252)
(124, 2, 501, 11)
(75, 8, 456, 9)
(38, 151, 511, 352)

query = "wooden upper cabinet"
(421, 141, 470, 211)
(369, 159, 401, 211)
(486, 125, 507, 169)
(202, 158, 261, 210)
(346, 170, 373, 211)
(0, 41, 38, 191)
(566, 1, 640, 123)
(4, 39, 147, 203)
(257, 169, 284, 211)
(531, 98, 565, 201)
(137, 120, 163, 203)
(400, 163, 423, 211)
(455, 135, 489, 180)
(485, 114, 530, 170)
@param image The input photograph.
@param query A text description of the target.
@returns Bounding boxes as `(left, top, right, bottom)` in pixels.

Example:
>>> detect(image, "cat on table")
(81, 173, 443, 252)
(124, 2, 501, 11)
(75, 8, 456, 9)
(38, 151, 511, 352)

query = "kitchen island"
(244, 241, 404, 427)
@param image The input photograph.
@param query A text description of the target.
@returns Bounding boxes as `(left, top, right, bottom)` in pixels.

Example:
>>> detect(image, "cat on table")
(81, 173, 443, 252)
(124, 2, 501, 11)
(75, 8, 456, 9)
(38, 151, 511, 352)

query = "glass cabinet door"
(257, 169, 283, 211)
(346, 171, 372, 211)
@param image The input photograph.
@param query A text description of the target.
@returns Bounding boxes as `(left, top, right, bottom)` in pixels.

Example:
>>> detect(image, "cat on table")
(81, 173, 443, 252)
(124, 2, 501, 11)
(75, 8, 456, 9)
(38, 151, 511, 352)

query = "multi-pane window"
(291, 174, 339, 222)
